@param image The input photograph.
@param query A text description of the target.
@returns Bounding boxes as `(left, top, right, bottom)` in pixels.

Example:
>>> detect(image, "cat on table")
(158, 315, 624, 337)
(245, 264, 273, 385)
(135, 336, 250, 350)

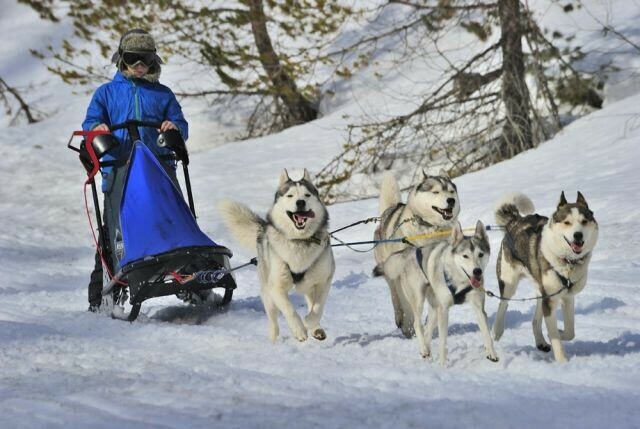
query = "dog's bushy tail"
(379, 172, 401, 214)
(372, 264, 385, 277)
(218, 200, 266, 251)
(494, 192, 535, 226)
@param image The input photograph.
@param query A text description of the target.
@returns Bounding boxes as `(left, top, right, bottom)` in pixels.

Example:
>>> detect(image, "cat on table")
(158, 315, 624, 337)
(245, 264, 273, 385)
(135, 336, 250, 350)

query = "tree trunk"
(247, 0, 318, 125)
(498, 0, 533, 159)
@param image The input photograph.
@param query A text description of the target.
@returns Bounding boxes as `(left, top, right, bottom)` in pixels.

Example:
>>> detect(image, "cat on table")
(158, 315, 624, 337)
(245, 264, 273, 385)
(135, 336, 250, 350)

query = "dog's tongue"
(294, 210, 315, 221)
(470, 277, 482, 288)
(570, 242, 583, 253)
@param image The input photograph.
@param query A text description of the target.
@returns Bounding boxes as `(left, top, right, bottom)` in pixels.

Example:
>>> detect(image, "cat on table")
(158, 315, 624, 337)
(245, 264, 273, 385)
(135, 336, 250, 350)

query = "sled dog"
(219, 169, 334, 342)
(491, 192, 599, 362)
(373, 170, 460, 336)
(382, 221, 497, 365)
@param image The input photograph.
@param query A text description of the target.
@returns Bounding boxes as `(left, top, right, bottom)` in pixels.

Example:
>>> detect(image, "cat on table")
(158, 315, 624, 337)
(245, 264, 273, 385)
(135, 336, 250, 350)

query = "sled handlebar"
(109, 120, 189, 165)
(110, 120, 162, 132)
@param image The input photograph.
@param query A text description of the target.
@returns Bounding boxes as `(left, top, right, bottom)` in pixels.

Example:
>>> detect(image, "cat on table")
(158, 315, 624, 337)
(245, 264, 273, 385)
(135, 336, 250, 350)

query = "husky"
(382, 221, 497, 366)
(491, 192, 599, 362)
(373, 170, 460, 336)
(219, 169, 335, 343)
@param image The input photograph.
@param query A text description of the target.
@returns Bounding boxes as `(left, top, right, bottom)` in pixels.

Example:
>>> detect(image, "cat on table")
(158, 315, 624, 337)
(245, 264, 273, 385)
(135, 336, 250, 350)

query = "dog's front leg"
(268, 283, 308, 342)
(559, 295, 575, 341)
(437, 305, 449, 367)
(471, 297, 498, 362)
(303, 281, 331, 341)
(543, 300, 568, 362)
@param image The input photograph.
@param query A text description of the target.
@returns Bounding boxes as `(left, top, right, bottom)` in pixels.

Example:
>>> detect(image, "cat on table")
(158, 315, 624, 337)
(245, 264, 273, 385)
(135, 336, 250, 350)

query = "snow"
(1, 1, 640, 428)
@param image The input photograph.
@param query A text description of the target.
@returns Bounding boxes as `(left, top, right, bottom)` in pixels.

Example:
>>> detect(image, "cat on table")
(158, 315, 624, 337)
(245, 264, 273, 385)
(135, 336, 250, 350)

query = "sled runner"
(68, 120, 236, 321)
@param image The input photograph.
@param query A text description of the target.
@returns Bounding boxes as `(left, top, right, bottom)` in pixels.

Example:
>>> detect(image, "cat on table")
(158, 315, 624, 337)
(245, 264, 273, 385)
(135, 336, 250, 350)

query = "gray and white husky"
(382, 221, 497, 366)
(491, 192, 599, 362)
(219, 169, 335, 342)
(373, 170, 461, 335)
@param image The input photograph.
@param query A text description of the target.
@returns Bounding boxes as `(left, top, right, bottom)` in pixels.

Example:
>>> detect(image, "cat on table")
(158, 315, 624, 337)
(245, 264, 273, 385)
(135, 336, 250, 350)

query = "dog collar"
(561, 252, 588, 266)
(292, 236, 323, 245)
(411, 216, 434, 229)
(552, 268, 574, 291)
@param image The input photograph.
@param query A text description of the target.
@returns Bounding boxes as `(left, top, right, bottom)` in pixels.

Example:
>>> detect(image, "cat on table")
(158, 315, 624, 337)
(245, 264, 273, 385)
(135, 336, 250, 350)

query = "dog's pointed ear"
(576, 191, 589, 208)
(474, 220, 488, 241)
(279, 169, 291, 186)
(302, 168, 312, 183)
(450, 221, 464, 246)
(439, 168, 449, 178)
(421, 168, 430, 179)
(557, 191, 568, 208)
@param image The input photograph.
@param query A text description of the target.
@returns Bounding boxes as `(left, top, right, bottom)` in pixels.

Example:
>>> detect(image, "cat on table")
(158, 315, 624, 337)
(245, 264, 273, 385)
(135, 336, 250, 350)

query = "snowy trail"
(1, 91, 639, 428)
(2, 0, 640, 427)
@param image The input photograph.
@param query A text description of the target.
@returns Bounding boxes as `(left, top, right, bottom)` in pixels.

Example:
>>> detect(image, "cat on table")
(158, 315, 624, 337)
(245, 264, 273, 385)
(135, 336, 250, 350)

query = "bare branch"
(388, 1, 498, 11)
(0, 76, 38, 124)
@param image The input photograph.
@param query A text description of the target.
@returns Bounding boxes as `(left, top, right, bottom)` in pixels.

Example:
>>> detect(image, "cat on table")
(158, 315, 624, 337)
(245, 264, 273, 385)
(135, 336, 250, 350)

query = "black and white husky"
(219, 169, 335, 342)
(382, 221, 497, 366)
(491, 192, 599, 362)
(373, 170, 461, 335)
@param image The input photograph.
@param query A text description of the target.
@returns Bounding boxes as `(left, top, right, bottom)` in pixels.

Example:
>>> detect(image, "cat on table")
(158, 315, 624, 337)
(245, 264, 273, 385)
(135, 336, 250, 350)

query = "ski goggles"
(121, 51, 156, 67)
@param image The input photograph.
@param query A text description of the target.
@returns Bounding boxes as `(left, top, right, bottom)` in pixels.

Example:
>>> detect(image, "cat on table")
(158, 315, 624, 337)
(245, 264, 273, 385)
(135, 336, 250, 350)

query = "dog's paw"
(420, 348, 431, 359)
(401, 325, 415, 339)
(291, 325, 308, 342)
(312, 328, 327, 341)
(537, 343, 551, 353)
(486, 354, 499, 362)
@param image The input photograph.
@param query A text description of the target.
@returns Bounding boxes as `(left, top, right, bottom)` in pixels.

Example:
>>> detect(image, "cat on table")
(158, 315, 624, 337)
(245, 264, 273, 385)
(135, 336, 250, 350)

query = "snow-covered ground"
(1, 1, 640, 428)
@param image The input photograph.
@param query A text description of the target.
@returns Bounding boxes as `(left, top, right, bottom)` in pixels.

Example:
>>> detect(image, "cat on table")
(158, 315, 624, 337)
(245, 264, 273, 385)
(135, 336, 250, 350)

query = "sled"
(68, 120, 236, 321)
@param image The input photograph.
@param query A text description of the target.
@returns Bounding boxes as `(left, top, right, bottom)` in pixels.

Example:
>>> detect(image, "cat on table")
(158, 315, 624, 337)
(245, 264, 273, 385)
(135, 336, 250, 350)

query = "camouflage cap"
(120, 29, 156, 53)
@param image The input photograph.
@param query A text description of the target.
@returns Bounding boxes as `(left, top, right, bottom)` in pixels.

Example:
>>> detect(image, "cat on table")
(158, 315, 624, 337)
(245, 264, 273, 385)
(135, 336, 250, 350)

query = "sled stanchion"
(183, 164, 196, 217)
(89, 177, 109, 258)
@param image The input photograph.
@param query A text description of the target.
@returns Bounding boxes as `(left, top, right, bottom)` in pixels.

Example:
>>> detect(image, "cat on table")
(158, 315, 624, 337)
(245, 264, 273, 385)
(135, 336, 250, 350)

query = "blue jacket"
(82, 71, 188, 166)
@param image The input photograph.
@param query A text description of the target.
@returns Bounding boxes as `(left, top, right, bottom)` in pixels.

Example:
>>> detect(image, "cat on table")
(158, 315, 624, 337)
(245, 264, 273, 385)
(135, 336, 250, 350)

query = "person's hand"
(93, 123, 110, 131)
(159, 121, 178, 132)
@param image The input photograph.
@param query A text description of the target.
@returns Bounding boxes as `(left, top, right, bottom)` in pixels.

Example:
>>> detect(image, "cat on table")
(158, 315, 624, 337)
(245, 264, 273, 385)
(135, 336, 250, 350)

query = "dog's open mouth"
(287, 210, 315, 230)
(433, 206, 454, 220)
(565, 237, 584, 254)
(463, 269, 483, 289)
(470, 276, 483, 289)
